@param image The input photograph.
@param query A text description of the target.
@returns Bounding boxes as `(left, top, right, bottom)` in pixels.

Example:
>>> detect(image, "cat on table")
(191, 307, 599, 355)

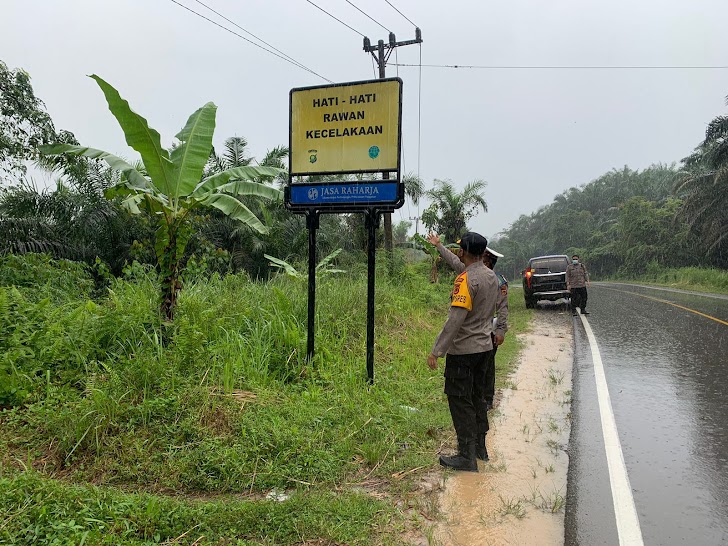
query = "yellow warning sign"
(290, 78, 401, 176)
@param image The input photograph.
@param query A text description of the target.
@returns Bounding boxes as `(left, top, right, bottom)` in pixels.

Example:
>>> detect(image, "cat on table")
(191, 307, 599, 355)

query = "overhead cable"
(384, 0, 418, 28)
(192, 0, 314, 74)
(305, 0, 365, 37)
(391, 63, 728, 70)
(169, 0, 332, 82)
(343, 0, 391, 33)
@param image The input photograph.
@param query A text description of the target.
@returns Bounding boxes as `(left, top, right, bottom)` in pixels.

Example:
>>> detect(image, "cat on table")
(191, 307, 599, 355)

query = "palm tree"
(674, 104, 728, 259)
(41, 75, 282, 320)
(421, 179, 488, 243)
(0, 163, 149, 274)
(197, 138, 292, 275)
(376, 172, 425, 258)
(403, 172, 424, 205)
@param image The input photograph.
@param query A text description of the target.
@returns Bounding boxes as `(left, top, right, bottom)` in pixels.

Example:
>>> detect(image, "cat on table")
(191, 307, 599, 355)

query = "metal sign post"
(285, 78, 404, 383)
(364, 209, 380, 384)
(305, 211, 319, 363)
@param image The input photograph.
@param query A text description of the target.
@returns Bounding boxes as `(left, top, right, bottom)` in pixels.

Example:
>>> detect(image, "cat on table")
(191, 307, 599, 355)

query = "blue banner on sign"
(290, 182, 399, 206)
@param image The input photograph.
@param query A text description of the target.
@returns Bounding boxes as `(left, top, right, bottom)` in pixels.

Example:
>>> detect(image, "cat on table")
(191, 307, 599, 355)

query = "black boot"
(476, 435, 489, 461)
(439, 438, 478, 472)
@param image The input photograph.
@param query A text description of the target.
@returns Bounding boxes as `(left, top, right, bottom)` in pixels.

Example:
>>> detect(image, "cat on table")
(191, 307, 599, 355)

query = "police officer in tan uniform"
(427, 232, 499, 471)
(483, 247, 508, 411)
(428, 236, 508, 411)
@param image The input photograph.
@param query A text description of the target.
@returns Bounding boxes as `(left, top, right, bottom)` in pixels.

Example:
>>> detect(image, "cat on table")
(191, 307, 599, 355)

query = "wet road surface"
(562, 283, 728, 545)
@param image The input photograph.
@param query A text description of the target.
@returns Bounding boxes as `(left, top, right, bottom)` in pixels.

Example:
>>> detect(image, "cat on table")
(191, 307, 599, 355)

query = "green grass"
(0, 255, 532, 544)
(617, 265, 728, 295)
(0, 471, 392, 545)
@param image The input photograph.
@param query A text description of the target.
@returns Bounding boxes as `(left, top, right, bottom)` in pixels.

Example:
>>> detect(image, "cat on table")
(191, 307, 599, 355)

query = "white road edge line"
(579, 313, 645, 546)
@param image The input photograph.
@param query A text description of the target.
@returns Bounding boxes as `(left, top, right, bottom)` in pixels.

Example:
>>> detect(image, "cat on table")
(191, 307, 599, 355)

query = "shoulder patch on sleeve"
(451, 271, 473, 311)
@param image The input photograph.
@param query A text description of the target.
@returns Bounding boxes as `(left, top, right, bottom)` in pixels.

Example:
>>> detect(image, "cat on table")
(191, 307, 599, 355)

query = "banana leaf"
(198, 193, 268, 234)
(90, 75, 175, 197)
(169, 102, 216, 198)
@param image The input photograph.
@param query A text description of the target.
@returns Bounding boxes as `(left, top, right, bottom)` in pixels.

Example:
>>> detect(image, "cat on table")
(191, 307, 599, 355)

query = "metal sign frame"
(288, 77, 403, 179)
(284, 179, 404, 213)
(285, 78, 405, 384)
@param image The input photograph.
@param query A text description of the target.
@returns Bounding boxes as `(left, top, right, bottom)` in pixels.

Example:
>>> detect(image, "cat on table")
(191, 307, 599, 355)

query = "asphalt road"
(559, 283, 728, 545)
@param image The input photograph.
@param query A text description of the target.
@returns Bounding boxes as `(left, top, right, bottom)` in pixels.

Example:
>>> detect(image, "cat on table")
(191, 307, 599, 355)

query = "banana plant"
(413, 233, 442, 283)
(40, 75, 282, 321)
(413, 233, 438, 259)
(264, 248, 345, 279)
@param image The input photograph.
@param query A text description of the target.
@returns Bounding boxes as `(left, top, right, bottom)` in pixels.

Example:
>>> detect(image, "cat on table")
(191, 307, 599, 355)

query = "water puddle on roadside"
(435, 313, 573, 546)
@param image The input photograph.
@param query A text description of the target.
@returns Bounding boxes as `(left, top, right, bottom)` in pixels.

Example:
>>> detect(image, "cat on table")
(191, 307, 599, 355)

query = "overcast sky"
(2, 0, 727, 240)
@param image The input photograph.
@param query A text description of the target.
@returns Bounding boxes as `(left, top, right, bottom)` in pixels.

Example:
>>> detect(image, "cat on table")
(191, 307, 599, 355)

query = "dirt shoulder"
(435, 311, 573, 545)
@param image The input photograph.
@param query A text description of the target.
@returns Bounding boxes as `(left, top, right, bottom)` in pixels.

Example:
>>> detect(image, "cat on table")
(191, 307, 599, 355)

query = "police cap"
(458, 232, 488, 256)
(485, 246, 503, 258)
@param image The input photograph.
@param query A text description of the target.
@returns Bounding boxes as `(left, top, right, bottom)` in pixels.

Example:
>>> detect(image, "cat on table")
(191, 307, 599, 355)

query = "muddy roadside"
(433, 310, 573, 545)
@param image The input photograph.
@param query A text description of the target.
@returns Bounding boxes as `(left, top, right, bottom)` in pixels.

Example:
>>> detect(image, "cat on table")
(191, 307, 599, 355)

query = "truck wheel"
(525, 297, 535, 309)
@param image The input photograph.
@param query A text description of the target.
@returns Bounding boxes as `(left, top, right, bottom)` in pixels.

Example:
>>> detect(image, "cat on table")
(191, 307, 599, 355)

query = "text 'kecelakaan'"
(305, 126, 384, 139)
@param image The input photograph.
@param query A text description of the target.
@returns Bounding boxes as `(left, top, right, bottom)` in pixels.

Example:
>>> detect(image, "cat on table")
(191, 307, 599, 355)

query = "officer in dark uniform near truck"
(427, 232, 499, 471)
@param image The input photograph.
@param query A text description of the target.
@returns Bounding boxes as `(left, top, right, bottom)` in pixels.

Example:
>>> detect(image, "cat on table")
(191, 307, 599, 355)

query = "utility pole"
(363, 28, 422, 259)
(409, 215, 420, 235)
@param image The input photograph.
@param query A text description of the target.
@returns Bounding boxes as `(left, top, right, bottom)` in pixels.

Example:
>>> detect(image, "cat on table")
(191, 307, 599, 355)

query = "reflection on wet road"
(565, 283, 728, 545)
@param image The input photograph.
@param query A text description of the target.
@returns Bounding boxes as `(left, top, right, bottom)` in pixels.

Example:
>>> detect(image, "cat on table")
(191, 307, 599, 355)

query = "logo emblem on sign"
(308, 149, 318, 164)
(307, 188, 319, 200)
(368, 146, 380, 159)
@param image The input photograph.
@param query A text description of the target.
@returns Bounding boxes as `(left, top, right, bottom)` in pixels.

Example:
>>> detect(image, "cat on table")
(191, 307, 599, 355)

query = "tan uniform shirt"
(437, 244, 508, 337)
(432, 259, 498, 357)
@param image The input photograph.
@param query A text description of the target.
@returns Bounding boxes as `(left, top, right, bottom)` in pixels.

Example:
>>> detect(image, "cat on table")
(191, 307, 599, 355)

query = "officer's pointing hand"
(427, 353, 438, 370)
(426, 232, 440, 246)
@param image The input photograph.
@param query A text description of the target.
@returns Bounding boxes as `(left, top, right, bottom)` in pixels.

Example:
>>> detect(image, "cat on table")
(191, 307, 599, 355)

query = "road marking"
(602, 287, 728, 327)
(604, 282, 728, 302)
(579, 313, 645, 546)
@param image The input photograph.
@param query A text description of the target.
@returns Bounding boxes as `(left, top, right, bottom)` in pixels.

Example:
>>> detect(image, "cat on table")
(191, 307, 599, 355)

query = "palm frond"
(224, 136, 252, 168)
(258, 145, 289, 169)
(403, 172, 424, 205)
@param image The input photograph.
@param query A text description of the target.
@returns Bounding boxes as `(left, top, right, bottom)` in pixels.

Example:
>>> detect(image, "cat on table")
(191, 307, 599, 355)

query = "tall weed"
(0, 253, 94, 302)
(3, 262, 456, 493)
(634, 264, 728, 294)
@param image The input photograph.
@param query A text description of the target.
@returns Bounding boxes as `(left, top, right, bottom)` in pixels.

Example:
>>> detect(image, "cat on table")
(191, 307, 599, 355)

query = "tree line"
(2, 58, 726, 301)
(492, 101, 728, 280)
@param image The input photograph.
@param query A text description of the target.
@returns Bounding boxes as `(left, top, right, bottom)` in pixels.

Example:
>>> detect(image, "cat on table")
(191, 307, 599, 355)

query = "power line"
(305, 0, 365, 37)
(391, 63, 728, 70)
(384, 0, 418, 28)
(343, 0, 391, 33)
(169, 0, 332, 82)
(191, 0, 313, 74)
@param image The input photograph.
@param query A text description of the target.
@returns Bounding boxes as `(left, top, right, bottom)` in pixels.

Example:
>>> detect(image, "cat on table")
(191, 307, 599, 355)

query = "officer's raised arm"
(427, 232, 465, 273)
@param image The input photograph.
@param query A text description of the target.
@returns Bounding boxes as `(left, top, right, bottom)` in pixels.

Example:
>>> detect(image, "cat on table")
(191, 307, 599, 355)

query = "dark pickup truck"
(522, 255, 571, 309)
